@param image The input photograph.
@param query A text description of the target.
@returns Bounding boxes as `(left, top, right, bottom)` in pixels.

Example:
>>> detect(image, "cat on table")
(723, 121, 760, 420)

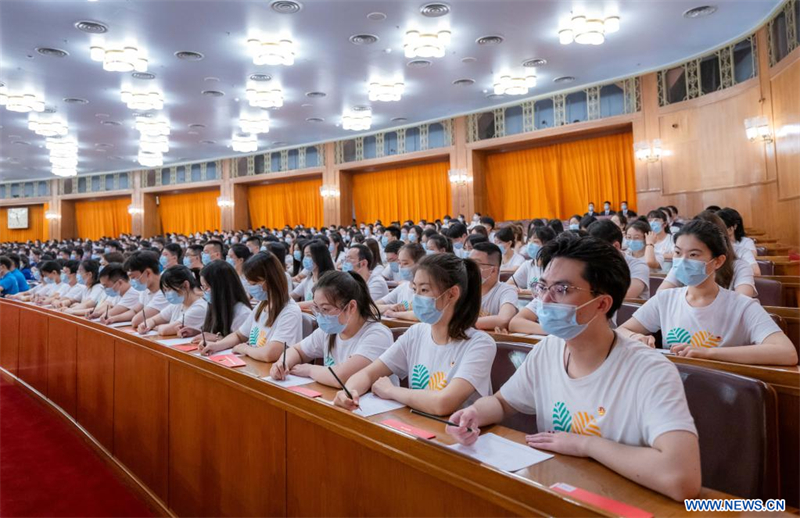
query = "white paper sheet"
(126, 329, 158, 336)
(656, 348, 674, 355)
(353, 393, 406, 417)
(108, 321, 133, 328)
(265, 374, 314, 387)
(210, 348, 235, 357)
(156, 337, 195, 347)
(446, 433, 553, 472)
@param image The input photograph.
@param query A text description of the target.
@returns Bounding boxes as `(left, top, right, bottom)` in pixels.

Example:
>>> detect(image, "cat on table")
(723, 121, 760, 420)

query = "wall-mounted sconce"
(127, 204, 144, 215)
(44, 211, 61, 220)
(319, 185, 340, 198)
(633, 139, 662, 163)
(216, 196, 235, 208)
(448, 168, 472, 185)
(744, 116, 773, 143)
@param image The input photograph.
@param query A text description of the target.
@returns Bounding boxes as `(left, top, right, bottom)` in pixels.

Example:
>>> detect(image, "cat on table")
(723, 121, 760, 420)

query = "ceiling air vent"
(305, 91, 327, 98)
(201, 90, 225, 97)
(100, 120, 121, 126)
(349, 34, 379, 45)
(74, 20, 108, 34)
(683, 5, 717, 18)
(249, 73, 272, 82)
(270, 1, 302, 14)
(306, 117, 324, 122)
(476, 35, 504, 45)
(522, 58, 547, 67)
(553, 76, 576, 83)
(420, 3, 450, 17)
(452, 78, 475, 86)
(36, 47, 69, 58)
(132, 72, 156, 80)
(63, 97, 89, 104)
(175, 50, 204, 61)
(407, 59, 432, 68)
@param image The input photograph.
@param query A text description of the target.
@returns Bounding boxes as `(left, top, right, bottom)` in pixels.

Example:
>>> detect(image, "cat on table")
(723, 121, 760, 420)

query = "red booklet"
(174, 344, 198, 352)
(550, 483, 653, 518)
(210, 354, 246, 368)
(288, 386, 322, 398)
(381, 419, 436, 439)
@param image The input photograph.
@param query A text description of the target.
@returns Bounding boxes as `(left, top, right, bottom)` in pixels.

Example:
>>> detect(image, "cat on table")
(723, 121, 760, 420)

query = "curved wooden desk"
(0, 300, 785, 517)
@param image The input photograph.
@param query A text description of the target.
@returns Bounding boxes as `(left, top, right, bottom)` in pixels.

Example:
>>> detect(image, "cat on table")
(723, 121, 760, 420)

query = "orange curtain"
(74, 197, 132, 240)
(0, 204, 47, 243)
(157, 190, 221, 235)
(247, 178, 323, 229)
(352, 161, 452, 223)
(485, 131, 637, 221)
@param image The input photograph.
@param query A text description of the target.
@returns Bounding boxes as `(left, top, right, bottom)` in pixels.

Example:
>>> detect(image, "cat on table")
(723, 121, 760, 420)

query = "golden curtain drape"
(352, 161, 452, 223)
(157, 190, 221, 235)
(74, 197, 132, 240)
(485, 131, 637, 221)
(0, 204, 47, 243)
(247, 178, 323, 229)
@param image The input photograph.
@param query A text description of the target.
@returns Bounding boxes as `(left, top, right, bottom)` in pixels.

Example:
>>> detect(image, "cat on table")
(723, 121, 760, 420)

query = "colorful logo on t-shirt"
(410, 364, 448, 391)
(247, 326, 267, 347)
(324, 355, 335, 367)
(665, 327, 722, 348)
(552, 402, 601, 437)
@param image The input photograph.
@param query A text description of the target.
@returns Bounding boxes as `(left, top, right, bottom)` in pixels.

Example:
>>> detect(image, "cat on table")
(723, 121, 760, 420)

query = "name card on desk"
(265, 374, 313, 388)
(156, 337, 195, 347)
(209, 354, 246, 368)
(447, 433, 552, 472)
(288, 386, 322, 398)
(353, 393, 406, 417)
(381, 418, 436, 439)
(174, 344, 198, 352)
(550, 483, 653, 518)
(107, 321, 133, 328)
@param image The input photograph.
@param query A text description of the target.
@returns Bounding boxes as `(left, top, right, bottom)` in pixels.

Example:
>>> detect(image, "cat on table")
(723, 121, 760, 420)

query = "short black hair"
(579, 215, 597, 229)
(587, 219, 623, 246)
(123, 250, 160, 275)
(384, 240, 404, 255)
(164, 243, 183, 261)
(445, 222, 468, 240)
(479, 216, 495, 229)
(350, 244, 374, 269)
(204, 239, 226, 256)
(426, 233, 452, 253)
(39, 260, 61, 274)
(538, 234, 630, 318)
(471, 242, 502, 266)
(0, 256, 12, 270)
(705, 205, 721, 213)
(494, 226, 515, 244)
(384, 226, 402, 240)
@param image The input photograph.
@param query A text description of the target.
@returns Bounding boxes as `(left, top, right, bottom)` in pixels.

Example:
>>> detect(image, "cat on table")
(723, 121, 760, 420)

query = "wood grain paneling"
(168, 364, 286, 517)
(113, 340, 169, 501)
(778, 393, 799, 505)
(76, 326, 115, 451)
(47, 318, 77, 418)
(286, 414, 516, 518)
(771, 54, 800, 200)
(17, 309, 48, 395)
(0, 303, 20, 375)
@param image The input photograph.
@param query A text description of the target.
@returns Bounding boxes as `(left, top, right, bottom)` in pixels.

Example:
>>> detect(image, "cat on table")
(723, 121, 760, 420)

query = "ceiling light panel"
(246, 84, 284, 108)
(90, 45, 149, 72)
(559, 14, 620, 45)
(28, 113, 69, 137)
(342, 110, 372, 131)
(135, 116, 170, 136)
(0, 86, 45, 113)
(494, 73, 537, 95)
(247, 37, 295, 66)
(120, 88, 164, 110)
(232, 133, 258, 153)
(368, 81, 404, 102)
(404, 30, 451, 58)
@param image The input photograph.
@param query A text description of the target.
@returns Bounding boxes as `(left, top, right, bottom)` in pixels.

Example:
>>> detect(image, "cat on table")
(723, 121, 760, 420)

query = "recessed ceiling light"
(95, 113, 109, 118)
(683, 5, 717, 18)
(352, 105, 371, 112)
(301, 103, 312, 107)
(95, 143, 113, 148)
(553, 76, 576, 83)
(201, 90, 225, 97)
(188, 130, 199, 135)
(91, 45, 148, 72)
(248, 37, 295, 66)
(452, 78, 475, 86)
(420, 2, 450, 17)
(349, 34, 379, 45)
(36, 47, 69, 58)
(407, 59, 432, 68)
(476, 35, 504, 45)
(63, 97, 89, 104)
(461, 57, 476, 63)
(367, 12, 386, 21)
(522, 58, 547, 67)
(189, 123, 206, 128)
(100, 120, 121, 126)
(391, 117, 407, 122)
(132, 72, 156, 80)
(43, 107, 58, 114)
(204, 76, 220, 82)
(74, 20, 108, 34)
(270, 0, 302, 14)
(175, 50, 204, 61)
(305, 91, 326, 98)
(200, 140, 216, 145)
(249, 73, 272, 82)
(486, 93, 503, 99)
(306, 117, 324, 122)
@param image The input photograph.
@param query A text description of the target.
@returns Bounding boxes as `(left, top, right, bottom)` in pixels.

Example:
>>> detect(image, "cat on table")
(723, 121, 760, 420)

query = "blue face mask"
(342, 261, 355, 272)
(77, 273, 86, 285)
(380, 236, 389, 247)
(535, 297, 599, 341)
(45, 276, 56, 285)
(409, 234, 418, 243)
(61, 273, 69, 283)
(569, 224, 580, 231)
(627, 239, 645, 252)
(247, 283, 269, 301)
(672, 257, 712, 286)
(453, 241, 463, 250)
(421, 241, 428, 251)
(316, 309, 349, 335)
(526, 243, 541, 259)
(497, 243, 507, 255)
(183, 257, 192, 267)
(425, 249, 435, 256)
(104, 287, 119, 298)
(165, 290, 185, 305)
(130, 277, 146, 292)
(203, 290, 212, 303)
(389, 262, 400, 274)
(92, 254, 102, 261)
(293, 251, 302, 262)
(649, 221, 663, 234)
(201, 252, 211, 265)
(399, 266, 414, 282)
(159, 256, 169, 268)
(412, 293, 447, 325)
(104, 247, 111, 254)
(226, 257, 236, 267)
(302, 257, 314, 271)
(328, 244, 336, 253)
(33, 270, 42, 281)
(401, 233, 408, 242)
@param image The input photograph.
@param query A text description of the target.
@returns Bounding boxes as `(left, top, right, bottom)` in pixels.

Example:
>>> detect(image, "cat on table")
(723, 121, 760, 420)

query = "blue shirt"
(11, 269, 29, 292)
(0, 273, 19, 296)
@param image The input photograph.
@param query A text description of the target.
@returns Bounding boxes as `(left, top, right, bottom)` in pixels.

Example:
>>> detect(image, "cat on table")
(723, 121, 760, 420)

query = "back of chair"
(649, 276, 664, 295)
(676, 364, 779, 499)
(758, 260, 775, 276)
(491, 342, 537, 434)
(754, 278, 782, 306)
(301, 312, 317, 338)
(617, 302, 642, 327)
(756, 246, 768, 257)
(768, 313, 786, 334)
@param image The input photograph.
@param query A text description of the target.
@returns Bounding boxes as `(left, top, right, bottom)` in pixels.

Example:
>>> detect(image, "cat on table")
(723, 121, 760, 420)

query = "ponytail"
(313, 270, 381, 353)
(415, 254, 481, 340)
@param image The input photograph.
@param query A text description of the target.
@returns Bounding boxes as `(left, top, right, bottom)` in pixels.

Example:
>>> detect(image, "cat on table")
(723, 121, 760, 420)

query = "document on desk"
(656, 348, 674, 355)
(210, 348, 236, 357)
(108, 321, 133, 328)
(353, 393, 406, 417)
(265, 374, 313, 387)
(446, 433, 552, 472)
(156, 337, 195, 347)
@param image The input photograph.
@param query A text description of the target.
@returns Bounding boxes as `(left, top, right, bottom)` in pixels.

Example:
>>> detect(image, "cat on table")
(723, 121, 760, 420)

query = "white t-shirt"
(734, 242, 758, 268)
(501, 252, 526, 271)
(139, 288, 170, 312)
(378, 281, 414, 309)
(238, 299, 303, 347)
(299, 320, 393, 367)
(36, 282, 57, 297)
(654, 235, 674, 258)
(500, 334, 697, 446)
(625, 255, 651, 300)
(378, 323, 497, 407)
(55, 282, 71, 297)
(231, 302, 253, 333)
(379, 263, 397, 281)
(115, 287, 141, 310)
(366, 272, 389, 301)
(64, 283, 87, 302)
(664, 258, 755, 293)
(632, 287, 781, 348)
(158, 297, 208, 330)
(512, 261, 543, 290)
(292, 276, 314, 302)
(480, 282, 519, 316)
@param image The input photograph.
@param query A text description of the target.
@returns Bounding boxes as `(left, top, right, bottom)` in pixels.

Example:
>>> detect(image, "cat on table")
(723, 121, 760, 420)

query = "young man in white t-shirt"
(447, 233, 701, 502)
(588, 219, 650, 300)
(120, 251, 170, 327)
(93, 263, 140, 322)
(343, 244, 389, 302)
(470, 242, 518, 331)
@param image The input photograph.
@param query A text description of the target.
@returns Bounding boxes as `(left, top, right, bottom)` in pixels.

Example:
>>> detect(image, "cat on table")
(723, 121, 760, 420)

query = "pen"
(282, 341, 287, 370)
(328, 366, 354, 401)
(410, 409, 474, 433)
(104, 304, 109, 321)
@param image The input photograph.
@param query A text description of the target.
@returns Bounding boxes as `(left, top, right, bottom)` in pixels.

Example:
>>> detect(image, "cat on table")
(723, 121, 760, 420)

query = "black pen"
(328, 366, 354, 401)
(410, 409, 474, 432)
(140, 307, 148, 332)
(282, 341, 287, 370)
(201, 329, 207, 350)
(104, 304, 109, 321)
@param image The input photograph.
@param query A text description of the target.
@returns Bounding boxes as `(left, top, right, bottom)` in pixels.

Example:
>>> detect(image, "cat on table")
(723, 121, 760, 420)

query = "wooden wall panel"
(771, 57, 800, 201)
(17, 309, 48, 395)
(75, 327, 115, 451)
(168, 364, 286, 517)
(0, 303, 20, 375)
(47, 318, 77, 418)
(113, 340, 169, 501)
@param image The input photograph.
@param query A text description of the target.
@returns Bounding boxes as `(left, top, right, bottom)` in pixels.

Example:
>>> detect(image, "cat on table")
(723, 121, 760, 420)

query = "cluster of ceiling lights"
(558, 14, 620, 45)
(342, 110, 372, 131)
(494, 73, 538, 96)
(368, 81, 405, 102)
(46, 137, 79, 177)
(121, 88, 164, 111)
(28, 113, 69, 137)
(231, 133, 258, 153)
(136, 116, 170, 167)
(247, 37, 295, 66)
(90, 45, 148, 72)
(239, 113, 270, 134)
(245, 84, 284, 109)
(404, 30, 451, 58)
(0, 86, 45, 113)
